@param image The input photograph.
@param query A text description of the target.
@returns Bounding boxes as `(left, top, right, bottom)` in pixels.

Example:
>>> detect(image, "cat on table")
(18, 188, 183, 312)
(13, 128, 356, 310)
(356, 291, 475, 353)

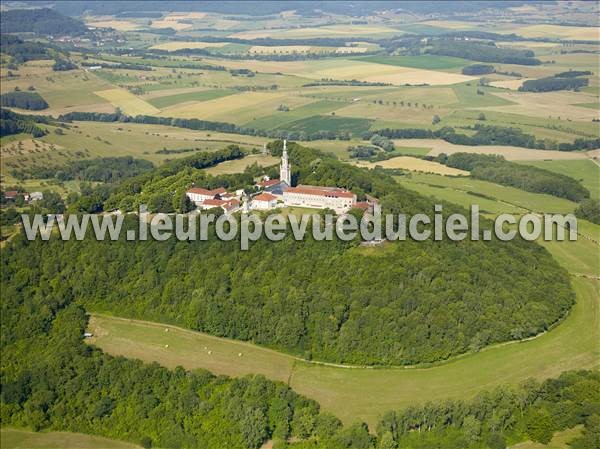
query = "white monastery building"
(283, 185, 356, 213)
(186, 187, 227, 204)
(251, 192, 279, 210)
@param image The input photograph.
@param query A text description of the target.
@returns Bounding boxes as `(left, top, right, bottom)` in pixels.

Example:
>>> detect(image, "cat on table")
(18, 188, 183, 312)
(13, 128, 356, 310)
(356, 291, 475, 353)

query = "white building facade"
(283, 185, 356, 213)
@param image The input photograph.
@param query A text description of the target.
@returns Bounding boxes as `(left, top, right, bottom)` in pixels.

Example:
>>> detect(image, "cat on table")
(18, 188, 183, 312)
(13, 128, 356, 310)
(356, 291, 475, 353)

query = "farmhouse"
(199, 198, 241, 213)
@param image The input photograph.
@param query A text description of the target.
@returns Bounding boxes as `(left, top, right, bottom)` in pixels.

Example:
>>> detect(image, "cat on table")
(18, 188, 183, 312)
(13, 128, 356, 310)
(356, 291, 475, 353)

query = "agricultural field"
(94, 88, 160, 116)
(358, 156, 469, 176)
(1, 428, 141, 449)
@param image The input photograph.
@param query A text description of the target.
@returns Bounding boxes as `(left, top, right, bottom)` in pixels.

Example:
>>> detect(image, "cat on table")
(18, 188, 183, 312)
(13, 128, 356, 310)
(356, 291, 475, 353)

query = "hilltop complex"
(187, 140, 358, 213)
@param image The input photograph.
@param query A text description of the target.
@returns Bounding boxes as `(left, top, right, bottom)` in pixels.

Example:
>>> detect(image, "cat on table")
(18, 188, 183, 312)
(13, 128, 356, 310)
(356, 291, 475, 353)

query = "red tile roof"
(257, 179, 281, 188)
(353, 201, 371, 210)
(286, 185, 355, 199)
(202, 198, 226, 206)
(253, 193, 278, 202)
(188, 187, 228, 196)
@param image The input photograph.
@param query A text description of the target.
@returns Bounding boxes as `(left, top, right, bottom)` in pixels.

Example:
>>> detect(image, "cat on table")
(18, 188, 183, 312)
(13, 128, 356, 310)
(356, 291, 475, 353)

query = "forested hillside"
(0, 8, 88, 35)
(5, 143, 575, 366)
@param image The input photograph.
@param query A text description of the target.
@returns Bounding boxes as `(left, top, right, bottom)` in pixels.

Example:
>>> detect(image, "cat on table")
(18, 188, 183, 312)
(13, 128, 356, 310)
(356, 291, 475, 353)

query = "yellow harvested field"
(508, 24, 600, 41)
(482, 90, 600, 121)
(150, 41, 229, 51)
(421, 20, 481, 30)
(86, 20, 140, 31)
(94, 88, 160, 116)
(359, 156, 469, 176)
(489, 78, 534, 90)
(216, 58, 475, 86)
(150, 20, 192, 30)
(159, 91, 313, 123)
(392, 138, 597, 161)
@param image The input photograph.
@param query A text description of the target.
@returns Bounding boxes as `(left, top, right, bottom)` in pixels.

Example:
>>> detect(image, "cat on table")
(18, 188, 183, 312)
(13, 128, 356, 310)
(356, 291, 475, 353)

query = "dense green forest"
(375, 370, 600, 449)
(0, 108, 49, 138)
(12, 156, 154, 183)
(520, 76, 589, 92)
(58, 112, 600, 151)
(426, 40, 541, 65)
(440, 152, 590, 202)
(0, 238, 371, 449)
(0, 8, 88, 35)
(0, 91, 49, 110)
(575, 198, 600, 225)
(1, 226, 595, 449)
(462, 63, 495, 75)
(7, 142, 576, 366)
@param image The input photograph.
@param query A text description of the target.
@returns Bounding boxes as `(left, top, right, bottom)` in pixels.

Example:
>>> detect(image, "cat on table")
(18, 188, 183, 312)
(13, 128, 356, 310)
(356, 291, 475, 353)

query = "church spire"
(280, 139, 291, 186)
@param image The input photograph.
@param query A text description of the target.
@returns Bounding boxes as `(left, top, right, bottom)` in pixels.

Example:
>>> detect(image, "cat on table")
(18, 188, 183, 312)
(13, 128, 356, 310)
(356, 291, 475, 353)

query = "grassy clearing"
(0, 428, 140, 449)
(147, 89, 236, 109)
(94, 88, 159, 116)
(248, 100, 345, 129)
(359, 156, 469, 175)
(517, 159, 600, 199)
(204, 154, 279, 175)
(282, 115, 373, 134)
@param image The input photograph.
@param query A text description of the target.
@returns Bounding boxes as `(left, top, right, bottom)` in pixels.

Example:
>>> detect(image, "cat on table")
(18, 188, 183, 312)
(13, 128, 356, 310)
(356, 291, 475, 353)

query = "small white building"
(283, 185, 356, 213)
(29, 191, 43, 202)
(251, 192, 278, 210)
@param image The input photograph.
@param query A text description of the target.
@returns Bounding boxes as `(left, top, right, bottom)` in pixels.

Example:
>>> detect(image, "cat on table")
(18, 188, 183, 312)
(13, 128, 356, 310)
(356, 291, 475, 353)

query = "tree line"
(56, 111, 600, 152)
(439, 152, 590, 202)
(426, 40, 541, 65)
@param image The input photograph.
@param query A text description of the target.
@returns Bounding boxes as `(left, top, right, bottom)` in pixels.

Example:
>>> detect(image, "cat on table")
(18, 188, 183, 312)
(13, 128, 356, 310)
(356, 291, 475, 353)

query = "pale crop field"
(86, 19, 140, 31)
(159, 91, 314, 123)
(484, 90, 600, 121)
(489, 78, 535, 90)
(94, 88, 160, 116)
(214, 58, 476, 86)
(149, 19, 192, 30)
(334, 101, 447, 125)
(413, 138, 596, 161)
(358, 156, 469, 175)
(204, 154, 280, 175)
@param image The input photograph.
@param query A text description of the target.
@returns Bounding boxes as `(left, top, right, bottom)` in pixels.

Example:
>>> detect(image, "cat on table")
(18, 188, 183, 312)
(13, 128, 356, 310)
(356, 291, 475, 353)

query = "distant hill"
(0, 8, 88, 35)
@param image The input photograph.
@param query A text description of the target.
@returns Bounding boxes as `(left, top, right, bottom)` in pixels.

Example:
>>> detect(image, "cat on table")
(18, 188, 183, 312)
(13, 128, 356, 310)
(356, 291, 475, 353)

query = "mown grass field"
(147, 89, 236, 109)
(0, 428, 141, 449)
